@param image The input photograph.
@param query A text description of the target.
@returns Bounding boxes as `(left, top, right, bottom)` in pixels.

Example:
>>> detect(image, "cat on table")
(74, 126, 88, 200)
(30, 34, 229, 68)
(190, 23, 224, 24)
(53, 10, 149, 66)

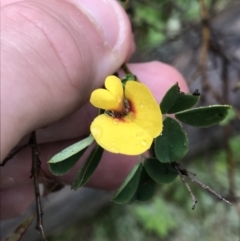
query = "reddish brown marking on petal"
(106, 98, 136, 122)
(127, 99, 136, 117)
(114, 117, 126, 123)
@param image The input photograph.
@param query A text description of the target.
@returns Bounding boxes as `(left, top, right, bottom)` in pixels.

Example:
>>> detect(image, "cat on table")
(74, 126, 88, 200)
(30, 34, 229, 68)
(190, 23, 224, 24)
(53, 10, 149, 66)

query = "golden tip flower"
(90, 76, 162, 155)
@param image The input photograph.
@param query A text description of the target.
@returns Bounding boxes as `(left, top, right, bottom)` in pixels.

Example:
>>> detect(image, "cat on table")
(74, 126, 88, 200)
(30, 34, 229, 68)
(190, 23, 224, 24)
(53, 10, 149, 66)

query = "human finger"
(1, 0, 134, 161)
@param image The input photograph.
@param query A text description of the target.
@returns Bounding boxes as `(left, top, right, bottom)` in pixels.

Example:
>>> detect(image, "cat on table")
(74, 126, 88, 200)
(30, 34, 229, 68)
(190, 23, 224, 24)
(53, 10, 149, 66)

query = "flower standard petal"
(125, 81, 163, 137)
(90, 76, 124, 111)
(90, 114, 153, 155)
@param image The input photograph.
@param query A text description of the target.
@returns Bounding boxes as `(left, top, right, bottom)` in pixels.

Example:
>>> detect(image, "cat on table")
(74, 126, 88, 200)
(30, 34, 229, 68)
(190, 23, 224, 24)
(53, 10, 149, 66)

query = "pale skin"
(1, 0, 188, 220)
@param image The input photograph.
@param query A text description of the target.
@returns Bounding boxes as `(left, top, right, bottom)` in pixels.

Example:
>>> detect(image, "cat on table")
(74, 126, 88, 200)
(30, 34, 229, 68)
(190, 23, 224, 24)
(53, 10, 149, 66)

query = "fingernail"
(69, 0, 125, 49)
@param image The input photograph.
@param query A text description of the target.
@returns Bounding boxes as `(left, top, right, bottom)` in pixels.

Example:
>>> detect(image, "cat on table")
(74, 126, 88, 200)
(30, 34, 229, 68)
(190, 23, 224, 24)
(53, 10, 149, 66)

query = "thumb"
(1, 0, 133, 160)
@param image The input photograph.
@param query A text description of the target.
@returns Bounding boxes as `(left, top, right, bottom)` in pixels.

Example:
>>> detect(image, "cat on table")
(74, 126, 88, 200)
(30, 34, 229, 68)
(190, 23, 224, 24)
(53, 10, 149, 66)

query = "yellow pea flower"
(90, 75, 163, 155)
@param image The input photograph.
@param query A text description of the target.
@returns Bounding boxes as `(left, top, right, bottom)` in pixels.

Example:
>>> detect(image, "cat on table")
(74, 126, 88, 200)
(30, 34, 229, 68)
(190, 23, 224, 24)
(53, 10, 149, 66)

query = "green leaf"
(48, 135, 94, 175)
(49, 150, 86, 175)
(175, 105, 231, 127)
(125, 194, 137, 204)
(155, 117, 188, 163)
(71, 144, 104, 190)
(112, 162, 142, 204)
(160, 83, 180, 114)
(135, 167, 156, 201)
(48, 134, 94, 163)
(160, 83, 200, 114)
(168, 93, 200, 114)
(144, 158, 178, 184)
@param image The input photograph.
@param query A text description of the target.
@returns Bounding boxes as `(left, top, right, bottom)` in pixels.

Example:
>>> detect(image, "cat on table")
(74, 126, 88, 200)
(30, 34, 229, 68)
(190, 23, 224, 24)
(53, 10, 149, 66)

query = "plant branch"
(30, 131, 47, 241)
(186, 172, 232, 206)
(174, 164, 197, 210)
(1, 142, 30, 166)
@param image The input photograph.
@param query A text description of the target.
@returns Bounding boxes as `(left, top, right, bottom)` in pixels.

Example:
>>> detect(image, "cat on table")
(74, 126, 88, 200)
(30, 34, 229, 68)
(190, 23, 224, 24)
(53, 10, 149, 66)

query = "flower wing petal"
(90, 114, 153, 155)
(125, 81, 163, 137)
(90, 76, 124, 111)
(90, 89, 119, 110)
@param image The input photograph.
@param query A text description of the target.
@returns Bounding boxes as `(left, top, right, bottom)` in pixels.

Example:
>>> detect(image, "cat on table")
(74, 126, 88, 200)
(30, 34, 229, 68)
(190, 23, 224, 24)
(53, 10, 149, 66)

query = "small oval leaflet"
(49, 150, 86, 176)
(71, 144, 104, 190)
(112, 162, 142, 204)
(160, 83, 200, 114)
(135, 167, 156, 201)
(167, 93, 200, 114)
(144, 158, 178, 184)
(154, 117, 188, 163)
(160, 83, 180, 114)
(48, 134, 94, 175)
(48, 134, 94, 164)
(175, 105, 231, 127)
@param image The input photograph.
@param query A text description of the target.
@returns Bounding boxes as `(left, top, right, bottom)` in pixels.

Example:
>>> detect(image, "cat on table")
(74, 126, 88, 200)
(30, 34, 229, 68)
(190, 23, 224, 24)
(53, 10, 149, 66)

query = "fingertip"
(1, 0, 134, 160)
(128, 61, 189, 103)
